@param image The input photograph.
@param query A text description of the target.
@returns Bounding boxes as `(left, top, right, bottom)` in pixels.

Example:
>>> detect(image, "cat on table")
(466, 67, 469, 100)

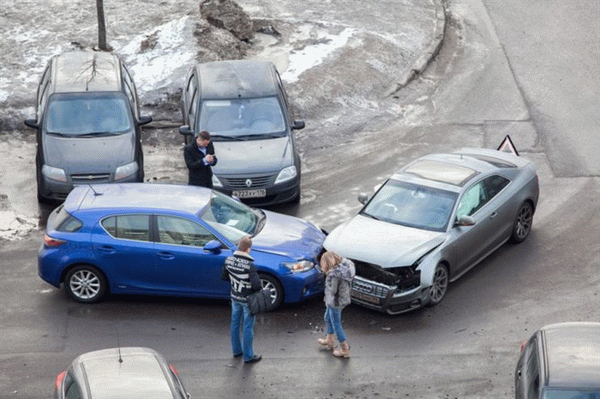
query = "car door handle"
(490, 212, 497, 219)
(98, 246, 116, 254)
(158, 252, 175, 260)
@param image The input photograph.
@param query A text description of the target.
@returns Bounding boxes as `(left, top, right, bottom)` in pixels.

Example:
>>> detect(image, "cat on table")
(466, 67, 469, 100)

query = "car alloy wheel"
(65, 265, 107, 303)
(428, 264, 449, 306)
(511, 202, 533, 243)
(258, 274, 283, 310)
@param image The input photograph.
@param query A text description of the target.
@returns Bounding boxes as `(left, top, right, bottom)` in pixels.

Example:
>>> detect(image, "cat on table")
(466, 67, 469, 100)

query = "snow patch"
(282, 28, 354, 83)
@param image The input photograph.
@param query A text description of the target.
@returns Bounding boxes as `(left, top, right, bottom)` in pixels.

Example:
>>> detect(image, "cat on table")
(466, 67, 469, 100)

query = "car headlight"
(274, 165, 297, 184)
(41, 165, 67, 182)
(212, 174, 223, 188)
(115, 162, 138, 180)
(282, 260, 315, 273)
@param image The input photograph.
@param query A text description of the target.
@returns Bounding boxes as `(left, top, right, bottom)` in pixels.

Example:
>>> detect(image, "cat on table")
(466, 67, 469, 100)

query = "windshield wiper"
(360, 211, 381, 221)
(210, 135, 246, 141)
(237, 133, 285, 140)
(78, 131, 122, 137)
(45, 131, 75, 137)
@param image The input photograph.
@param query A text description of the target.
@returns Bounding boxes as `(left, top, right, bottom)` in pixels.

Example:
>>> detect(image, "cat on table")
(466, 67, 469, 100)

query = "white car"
(324, 148, 539, 314)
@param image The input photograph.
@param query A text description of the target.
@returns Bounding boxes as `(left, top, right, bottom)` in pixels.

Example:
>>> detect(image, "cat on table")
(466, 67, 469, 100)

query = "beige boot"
(317, 334, 335, 350)
(333, 341, 350, 358)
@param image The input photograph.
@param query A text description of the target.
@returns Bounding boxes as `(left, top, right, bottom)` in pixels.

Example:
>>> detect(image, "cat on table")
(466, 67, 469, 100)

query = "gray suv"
(24, 51, 152, 202)
(179, 60, 305, 206)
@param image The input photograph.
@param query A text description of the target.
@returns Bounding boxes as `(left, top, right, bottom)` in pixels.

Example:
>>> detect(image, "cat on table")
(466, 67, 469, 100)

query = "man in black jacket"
(183, 130, 217, 188)
(221, 235, 262, 364)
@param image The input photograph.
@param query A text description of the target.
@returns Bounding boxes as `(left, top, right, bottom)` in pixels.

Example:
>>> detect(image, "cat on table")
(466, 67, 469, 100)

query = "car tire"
(258, 274, 283, 310)
(427, 263, 449, 307)
(510, 202, 533, 244)
(64, 265, 107, 303)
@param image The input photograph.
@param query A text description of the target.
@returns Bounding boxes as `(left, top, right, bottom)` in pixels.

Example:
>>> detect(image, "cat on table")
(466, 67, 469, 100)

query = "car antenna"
(116, 325, 123, 364)
(88, 184, 102, 196)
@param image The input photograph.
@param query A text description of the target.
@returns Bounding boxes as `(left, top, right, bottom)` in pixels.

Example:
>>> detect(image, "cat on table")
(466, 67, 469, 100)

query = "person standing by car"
(184, 130, 217, 188)
(221, 236, 262, 364)
(317, 251, 355, 358)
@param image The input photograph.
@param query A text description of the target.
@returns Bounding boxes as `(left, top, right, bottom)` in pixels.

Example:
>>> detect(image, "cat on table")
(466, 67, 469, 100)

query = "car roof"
(391, 148, 529, 189)
(65, 183, 212, 215)
(51, 51, 122, 93)
(541, 322, 600, 389)
(73, 347, 178, 399)
(196, 60, 279, 99)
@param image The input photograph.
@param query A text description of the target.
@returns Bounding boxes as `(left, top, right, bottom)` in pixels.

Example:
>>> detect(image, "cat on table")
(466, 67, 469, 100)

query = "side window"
(57, 216, 83, 233)
(456, 182, 485, 218)
(482, 175, 510, 200)
(157, 215, 216, 247)
(121, 65, 138, 117)
(186, 74, 198, 130)
(63, 372, 83, 399)
(101, 215, 151, 242)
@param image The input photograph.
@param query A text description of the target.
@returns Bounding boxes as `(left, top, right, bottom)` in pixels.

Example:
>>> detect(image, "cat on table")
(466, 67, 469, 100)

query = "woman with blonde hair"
(317, 251, 355, 358)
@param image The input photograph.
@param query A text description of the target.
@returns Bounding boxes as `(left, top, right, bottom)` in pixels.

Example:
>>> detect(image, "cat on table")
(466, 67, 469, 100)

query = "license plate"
(232, 189, 266, 198)
(352, 291, 381, 305)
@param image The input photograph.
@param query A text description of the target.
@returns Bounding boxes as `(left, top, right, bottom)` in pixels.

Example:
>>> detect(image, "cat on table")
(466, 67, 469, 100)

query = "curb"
(389, 0, 446, 96)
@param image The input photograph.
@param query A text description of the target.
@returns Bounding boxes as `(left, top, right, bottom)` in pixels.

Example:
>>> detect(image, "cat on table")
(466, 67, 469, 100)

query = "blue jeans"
(324, 306, 346, 343)
(230, 299, 255, 362)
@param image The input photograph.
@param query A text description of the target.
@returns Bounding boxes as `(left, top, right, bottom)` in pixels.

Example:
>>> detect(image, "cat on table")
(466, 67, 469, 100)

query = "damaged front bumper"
(350, 261, 430, 315)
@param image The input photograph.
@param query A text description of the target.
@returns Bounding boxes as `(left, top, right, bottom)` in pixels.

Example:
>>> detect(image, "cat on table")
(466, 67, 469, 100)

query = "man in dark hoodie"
(221, 235, 262, 364)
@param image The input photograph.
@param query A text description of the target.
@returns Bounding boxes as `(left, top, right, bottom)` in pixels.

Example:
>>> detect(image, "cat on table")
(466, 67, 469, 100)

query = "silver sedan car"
(323, 147, 539, 314)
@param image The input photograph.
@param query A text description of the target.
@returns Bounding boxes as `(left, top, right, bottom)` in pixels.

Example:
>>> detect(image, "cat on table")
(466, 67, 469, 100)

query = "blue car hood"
(251, 210, 325, 260)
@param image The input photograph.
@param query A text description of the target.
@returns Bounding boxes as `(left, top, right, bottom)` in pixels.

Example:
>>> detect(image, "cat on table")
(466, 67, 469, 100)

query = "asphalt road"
(1, 0, 599, 398)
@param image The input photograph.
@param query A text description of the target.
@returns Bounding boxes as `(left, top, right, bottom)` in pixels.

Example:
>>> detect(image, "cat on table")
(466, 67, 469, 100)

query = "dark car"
(515, 322, 600, 399)
(54, 347, 190, 399)
(179, 60, 305, 206)
(38, 183, 325, 308)
(24, 51, 152, 202)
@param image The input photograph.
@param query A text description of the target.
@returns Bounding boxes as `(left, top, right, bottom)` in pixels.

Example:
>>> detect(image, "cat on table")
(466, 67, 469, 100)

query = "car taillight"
(44, 235, 66, 247)
(55, 370, 66, 391)
(169, 364, 180, 376)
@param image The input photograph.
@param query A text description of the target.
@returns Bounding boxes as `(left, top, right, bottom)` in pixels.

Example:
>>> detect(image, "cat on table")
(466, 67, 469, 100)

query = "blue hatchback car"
(38, 183, 325, 308)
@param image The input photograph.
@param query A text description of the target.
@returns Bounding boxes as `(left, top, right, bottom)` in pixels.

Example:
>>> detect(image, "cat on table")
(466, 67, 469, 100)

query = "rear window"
(48, 205, 83, 233)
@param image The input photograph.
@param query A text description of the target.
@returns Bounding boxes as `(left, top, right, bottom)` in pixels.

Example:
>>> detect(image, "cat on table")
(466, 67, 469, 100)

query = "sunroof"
(404, 160, 477, 186)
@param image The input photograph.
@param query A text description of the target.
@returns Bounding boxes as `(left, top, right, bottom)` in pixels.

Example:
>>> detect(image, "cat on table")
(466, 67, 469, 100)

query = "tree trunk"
(97, 0, 108, 50)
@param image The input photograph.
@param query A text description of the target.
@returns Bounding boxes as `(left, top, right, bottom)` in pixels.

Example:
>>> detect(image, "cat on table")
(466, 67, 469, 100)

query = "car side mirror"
(292, 120, 305, 130)
(455, 215, 475, 227)
(139, 116, 152, 125)
(179, 125, 194, 136)
(24, 119, 39, 129)
(203, 240, 222, 254)
(358, 193, 369, 205)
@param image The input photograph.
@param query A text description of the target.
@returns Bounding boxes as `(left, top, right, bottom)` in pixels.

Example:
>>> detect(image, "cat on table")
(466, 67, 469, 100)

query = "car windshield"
(361, 180, 458, 232)
(200, 191, 264, 242)
(45, 93, 133, 136)
(199, 96, 286, 139)
(542, 388, 600, 399)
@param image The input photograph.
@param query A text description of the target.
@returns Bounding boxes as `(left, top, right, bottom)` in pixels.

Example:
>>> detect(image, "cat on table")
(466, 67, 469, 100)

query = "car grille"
(351, 259, 420, 293)
(71, 173, 111, 183)
(222, 175, 275, 189)
(352, 276, 389, 298)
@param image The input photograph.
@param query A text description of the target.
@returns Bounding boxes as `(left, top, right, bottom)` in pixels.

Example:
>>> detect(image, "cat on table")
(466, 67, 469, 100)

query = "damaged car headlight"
(282, 260, 315, 273)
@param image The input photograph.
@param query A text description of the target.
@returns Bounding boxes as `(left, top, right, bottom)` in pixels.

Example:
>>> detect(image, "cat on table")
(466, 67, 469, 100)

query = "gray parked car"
(324, 147, 539, 314)
(515, 322, 600, 398)
(54, 347, 190, 399)
(24, 51, 152, 202)
(179, 60, 305, 206)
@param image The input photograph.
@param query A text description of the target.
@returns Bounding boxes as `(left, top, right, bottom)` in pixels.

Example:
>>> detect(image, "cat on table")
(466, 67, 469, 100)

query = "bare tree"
(96, 0, 110, 50)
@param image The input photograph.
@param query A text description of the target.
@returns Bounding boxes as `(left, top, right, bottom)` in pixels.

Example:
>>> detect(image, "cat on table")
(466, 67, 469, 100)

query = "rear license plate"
(352, 291, 381, 305)
(232, 189, 266, 198)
